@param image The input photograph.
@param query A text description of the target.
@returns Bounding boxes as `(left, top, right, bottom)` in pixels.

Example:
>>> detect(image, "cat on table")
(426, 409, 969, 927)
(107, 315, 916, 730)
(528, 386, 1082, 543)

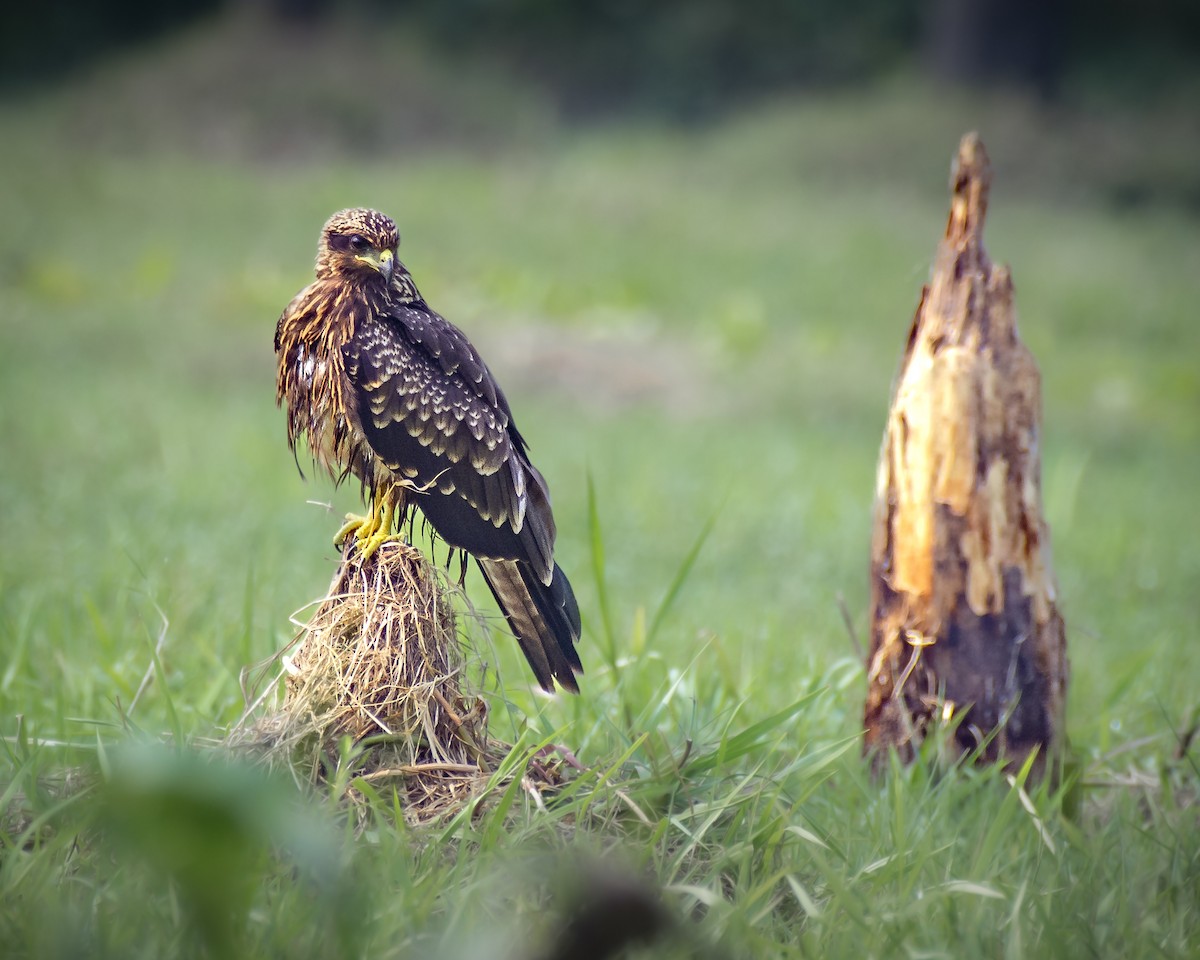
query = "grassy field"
(1, 13, 1198, 958)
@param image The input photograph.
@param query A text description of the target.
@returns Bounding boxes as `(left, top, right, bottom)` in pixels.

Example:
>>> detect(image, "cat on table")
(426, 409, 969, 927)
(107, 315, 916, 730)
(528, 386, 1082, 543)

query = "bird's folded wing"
(346, 310, 555, 580)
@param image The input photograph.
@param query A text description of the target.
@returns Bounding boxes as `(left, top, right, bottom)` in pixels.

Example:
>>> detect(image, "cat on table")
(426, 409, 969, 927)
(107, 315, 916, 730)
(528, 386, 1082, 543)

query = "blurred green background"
(1, 2, 1198, 957)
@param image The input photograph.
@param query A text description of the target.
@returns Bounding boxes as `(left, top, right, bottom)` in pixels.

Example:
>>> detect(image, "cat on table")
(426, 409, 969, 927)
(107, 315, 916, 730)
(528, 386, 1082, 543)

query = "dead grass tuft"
(228, 537, 528, 823)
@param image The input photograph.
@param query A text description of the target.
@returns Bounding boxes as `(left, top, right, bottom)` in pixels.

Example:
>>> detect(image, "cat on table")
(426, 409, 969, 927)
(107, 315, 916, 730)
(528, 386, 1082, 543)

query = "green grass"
(1, 12, 1198, 958)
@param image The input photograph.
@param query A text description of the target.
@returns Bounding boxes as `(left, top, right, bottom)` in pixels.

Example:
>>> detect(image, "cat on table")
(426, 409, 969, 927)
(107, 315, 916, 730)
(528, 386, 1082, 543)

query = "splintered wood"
(863, 133, 1068, 774)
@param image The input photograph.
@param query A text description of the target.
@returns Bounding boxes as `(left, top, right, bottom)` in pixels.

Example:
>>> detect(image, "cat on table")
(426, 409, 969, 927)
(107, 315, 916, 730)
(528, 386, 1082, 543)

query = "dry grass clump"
(229, 537, 515, 822)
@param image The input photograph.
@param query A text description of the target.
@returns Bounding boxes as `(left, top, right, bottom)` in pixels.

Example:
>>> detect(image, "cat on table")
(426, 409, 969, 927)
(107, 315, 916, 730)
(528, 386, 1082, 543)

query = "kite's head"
(316, 208, 401, 283)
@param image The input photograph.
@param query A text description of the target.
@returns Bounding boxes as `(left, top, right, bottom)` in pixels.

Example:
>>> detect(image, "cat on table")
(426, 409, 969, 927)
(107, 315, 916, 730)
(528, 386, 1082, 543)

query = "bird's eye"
(349, 235, 369, 252)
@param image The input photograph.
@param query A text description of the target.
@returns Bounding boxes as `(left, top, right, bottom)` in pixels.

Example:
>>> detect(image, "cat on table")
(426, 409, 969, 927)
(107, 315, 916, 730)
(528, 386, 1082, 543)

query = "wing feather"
(479, 559, 581, 692)
(347, 306, 544, 572)
(343, 298, 579, 690)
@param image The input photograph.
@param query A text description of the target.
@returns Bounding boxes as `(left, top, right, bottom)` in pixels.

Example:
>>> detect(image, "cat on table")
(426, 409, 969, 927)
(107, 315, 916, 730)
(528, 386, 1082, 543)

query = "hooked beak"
(354, 248, 395, 281)
(378, 248, 395, 282)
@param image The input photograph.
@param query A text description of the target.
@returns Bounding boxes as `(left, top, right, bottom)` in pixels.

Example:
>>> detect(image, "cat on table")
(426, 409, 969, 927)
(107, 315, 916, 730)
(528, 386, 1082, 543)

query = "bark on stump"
(863, 133, 1068, 776)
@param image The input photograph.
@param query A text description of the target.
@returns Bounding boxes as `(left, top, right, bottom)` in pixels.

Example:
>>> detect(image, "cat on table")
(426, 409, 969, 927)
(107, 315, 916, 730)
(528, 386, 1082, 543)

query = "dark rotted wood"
(863, 133, 1068, 775)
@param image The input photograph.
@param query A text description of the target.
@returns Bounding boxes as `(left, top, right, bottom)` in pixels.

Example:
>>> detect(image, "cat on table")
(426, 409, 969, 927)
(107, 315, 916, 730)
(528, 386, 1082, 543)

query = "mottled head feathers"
(316, 208, 402, 281)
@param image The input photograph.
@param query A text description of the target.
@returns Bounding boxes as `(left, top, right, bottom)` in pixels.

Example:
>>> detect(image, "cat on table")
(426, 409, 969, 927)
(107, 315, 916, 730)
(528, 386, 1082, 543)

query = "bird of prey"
(274, 208, 582, 692)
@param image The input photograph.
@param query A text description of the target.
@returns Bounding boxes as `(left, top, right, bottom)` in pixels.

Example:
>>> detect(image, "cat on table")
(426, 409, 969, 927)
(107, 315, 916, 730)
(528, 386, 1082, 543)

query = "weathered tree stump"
(863, 133, 1068, 775)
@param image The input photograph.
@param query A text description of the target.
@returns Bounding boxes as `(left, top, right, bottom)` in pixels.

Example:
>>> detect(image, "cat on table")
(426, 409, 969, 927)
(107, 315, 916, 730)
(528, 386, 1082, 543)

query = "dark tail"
(478, 558, 582, 692)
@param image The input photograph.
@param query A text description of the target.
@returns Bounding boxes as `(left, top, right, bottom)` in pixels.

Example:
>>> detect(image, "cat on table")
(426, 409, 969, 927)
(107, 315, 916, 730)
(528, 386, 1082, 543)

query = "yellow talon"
(333, 493, 398, 562)
(333, 512, 368, 547)
(357, 496, 396, 561)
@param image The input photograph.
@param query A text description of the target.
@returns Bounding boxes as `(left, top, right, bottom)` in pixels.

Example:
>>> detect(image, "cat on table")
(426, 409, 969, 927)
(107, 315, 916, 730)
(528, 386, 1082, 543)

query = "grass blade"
(586, 470, 618, 672)
(685, 692, 822, 776)
(645, 508, 718, 650)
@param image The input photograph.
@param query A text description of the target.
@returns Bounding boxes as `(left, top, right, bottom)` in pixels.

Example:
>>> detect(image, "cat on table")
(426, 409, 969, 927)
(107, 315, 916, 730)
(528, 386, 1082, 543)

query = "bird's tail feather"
(478, 558, 582, 692)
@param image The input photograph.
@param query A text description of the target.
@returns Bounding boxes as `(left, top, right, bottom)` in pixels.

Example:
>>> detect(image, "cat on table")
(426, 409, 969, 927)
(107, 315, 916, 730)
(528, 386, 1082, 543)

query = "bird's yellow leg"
(355, 495, 397, 562)
(333, 488, 399, 561)
(333, 500, 377, 549)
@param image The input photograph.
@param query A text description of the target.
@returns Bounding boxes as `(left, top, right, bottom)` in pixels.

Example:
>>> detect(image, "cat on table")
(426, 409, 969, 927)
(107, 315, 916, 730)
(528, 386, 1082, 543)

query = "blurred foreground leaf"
(96, 745, 346, 958)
